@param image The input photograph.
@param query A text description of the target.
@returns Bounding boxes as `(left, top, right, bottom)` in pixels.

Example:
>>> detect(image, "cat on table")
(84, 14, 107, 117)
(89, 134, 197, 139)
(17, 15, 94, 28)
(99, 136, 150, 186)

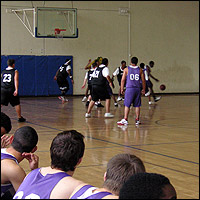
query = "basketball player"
(117, 57, 146, 125)
(119, 173, 177, 199)
(112, 60, 127, 101)
(13, 130, 86, 199)
(54, 59, 74, 103)
(69, 153, 146, 199)
(139, 62, 150, 96)
(85, 58, 114, 118)
(82, 58, 104, 107)
(1, 126, 39, 199)
(1, 59, 26, 122)
(144, 61, 161, 104)
(82, 60, 98, 107)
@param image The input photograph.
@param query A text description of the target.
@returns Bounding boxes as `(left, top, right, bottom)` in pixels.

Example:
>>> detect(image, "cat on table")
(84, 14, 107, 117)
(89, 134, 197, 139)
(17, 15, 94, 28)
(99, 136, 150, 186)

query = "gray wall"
(1, 1, 199, 95)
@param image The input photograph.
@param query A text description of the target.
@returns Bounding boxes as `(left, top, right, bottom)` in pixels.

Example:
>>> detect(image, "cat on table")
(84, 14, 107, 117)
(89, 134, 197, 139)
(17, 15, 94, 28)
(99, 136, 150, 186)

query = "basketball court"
(1, 94, 199, 199)
(1, 2, 199, 199)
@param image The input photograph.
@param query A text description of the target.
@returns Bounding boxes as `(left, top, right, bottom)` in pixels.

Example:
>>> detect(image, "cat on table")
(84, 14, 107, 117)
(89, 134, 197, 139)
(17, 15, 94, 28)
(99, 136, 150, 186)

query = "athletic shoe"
(114, 103, 118, 107)
(85, 113, 91, 118)
(97, 103, 104, 107)
(117, 119, 128, 125)
(64, 98, 68, 102)
(135, 118, 141, 125)
(149, 101, 155, 105)
(18, 116, 26, 122)
(117, 96, 123, 102)
(82, 96, 87, 102)
(154, 96, 161, 102)
(104, 113, 114, 118)
(85, 101, 90, 107)
(58, 96, 64, 101)
(145, 91, 151, 96)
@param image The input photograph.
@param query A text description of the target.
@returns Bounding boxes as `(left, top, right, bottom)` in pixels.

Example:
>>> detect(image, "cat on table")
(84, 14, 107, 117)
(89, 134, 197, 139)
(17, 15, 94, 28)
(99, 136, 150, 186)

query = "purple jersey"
(1, 149, 18, 198)
(13, 168, 71, 199)
(126, 66, 141, 88)
(70, 185, 113, 199)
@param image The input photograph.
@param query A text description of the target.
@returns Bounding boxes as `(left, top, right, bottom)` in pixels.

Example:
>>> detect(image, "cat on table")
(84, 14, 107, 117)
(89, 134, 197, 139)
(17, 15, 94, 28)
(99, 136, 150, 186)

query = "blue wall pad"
(1, 55, 73, 96)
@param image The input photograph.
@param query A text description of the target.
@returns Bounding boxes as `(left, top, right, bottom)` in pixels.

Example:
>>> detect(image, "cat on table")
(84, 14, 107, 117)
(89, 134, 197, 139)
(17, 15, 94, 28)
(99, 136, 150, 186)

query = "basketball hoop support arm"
(11, 8, 36, 37)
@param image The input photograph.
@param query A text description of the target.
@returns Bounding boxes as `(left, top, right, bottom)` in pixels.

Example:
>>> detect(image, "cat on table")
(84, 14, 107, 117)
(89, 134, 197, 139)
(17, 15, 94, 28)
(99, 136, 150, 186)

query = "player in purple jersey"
(69, 153, 146, 199)
(13, 130, 86, 199)
(1, 126, 38, 199)
(117, 57, 146, 125)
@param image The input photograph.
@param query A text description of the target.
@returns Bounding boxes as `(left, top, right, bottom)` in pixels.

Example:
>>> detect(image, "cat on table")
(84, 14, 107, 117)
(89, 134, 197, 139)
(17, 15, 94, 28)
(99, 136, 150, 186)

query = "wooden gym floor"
(2, 94, 199, 199)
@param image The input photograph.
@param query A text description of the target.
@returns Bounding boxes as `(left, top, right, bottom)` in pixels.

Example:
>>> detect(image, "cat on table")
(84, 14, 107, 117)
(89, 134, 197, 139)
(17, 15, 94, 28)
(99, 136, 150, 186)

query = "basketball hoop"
(54, 28, 66, 40)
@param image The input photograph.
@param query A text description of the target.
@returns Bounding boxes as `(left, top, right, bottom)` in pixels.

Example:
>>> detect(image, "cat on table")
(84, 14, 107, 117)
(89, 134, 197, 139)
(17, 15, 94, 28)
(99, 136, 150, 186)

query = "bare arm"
(2, 160, 26, 192)
(54, 69, 59, 80)
(67, 69, 74, 84)
(147, 66, 159, 82)
(140, 68, 146, 95)
(13, 70, 19, 96)
(120, 68, 128, 95)
(81, 78, 87, 89)
(106, 75, 114, 88)
(84, 59, 92, 70)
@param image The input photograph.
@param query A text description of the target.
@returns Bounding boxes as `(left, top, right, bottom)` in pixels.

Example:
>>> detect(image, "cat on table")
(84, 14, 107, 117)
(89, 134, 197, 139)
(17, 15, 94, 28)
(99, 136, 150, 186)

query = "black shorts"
(91, 85, 111, 102)
(88, 84, 92, 95)
(1, 88, 20, 107)
(57, 78, 69, 92)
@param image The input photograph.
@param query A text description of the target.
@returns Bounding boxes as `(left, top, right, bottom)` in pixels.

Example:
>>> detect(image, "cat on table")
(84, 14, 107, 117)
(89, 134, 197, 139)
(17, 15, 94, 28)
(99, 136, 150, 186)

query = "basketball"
(160, 84, 166, 91)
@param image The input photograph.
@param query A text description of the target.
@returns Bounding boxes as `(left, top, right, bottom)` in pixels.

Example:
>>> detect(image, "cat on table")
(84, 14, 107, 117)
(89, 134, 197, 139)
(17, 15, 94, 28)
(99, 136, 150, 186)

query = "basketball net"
(54, 28, 66, 41)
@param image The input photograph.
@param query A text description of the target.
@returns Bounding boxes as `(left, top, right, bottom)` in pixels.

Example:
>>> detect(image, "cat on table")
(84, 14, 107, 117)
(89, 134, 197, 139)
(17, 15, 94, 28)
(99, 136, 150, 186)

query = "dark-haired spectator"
(119, 172, 177, 199)
(13, 130, 85, 199)
(1, 59, 26, 122)
(1, 126, 39, 199)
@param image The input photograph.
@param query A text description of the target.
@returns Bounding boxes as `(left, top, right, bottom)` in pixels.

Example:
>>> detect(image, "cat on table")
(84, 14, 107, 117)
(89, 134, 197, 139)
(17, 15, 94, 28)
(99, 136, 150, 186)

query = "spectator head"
(7, 59, 15, 67)
(103, 153, 146, 195)
(1, 112, 12, 136)
(131, 57, 138, 65)
(119, 172, 177, 199)
(50, 130, 85, 173)
(11, 126, 38, 154)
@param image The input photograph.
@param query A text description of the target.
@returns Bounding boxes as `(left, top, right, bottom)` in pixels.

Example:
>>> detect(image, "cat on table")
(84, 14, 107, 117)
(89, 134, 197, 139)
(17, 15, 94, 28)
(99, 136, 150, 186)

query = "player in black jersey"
(54, 59, 74, 103)
(81, 60, 98, 107)
(112, 60, 127, 102)
(1, 59, 26, 122)
(85, 58, 114, 118)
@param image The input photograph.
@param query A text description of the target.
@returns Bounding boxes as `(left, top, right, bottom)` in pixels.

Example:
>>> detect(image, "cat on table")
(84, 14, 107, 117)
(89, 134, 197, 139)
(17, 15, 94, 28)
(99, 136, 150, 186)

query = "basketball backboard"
(35, 7, 78, 38)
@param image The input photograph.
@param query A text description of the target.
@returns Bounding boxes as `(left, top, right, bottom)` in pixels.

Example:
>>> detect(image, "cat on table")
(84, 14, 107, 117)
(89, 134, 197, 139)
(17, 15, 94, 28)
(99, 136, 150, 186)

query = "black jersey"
(87, 69, 94, 86)
(57, 65, 70, 80)
(91, 66, 107, 86)
(1, 68, 16, 92)
(117, 66, 126, 83)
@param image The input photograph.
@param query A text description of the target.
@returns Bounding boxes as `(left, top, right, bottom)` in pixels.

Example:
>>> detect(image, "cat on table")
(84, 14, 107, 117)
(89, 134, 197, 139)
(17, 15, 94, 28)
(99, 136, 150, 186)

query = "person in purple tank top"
(13, 130, 86, 199)
(1, 126, 39, 199)
(69, 153, 146, 199)
(117, 57, 146, 125)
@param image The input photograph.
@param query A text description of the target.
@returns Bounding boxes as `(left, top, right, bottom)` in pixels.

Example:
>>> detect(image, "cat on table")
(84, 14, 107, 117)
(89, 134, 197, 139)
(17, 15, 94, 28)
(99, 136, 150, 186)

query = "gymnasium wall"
(1, 1, 199, 95)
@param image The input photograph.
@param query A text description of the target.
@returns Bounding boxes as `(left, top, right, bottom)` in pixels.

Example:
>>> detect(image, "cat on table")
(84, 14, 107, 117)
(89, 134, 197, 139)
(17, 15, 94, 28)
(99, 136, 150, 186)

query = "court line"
(88, 136, 199, 165)
(77, 162, 199, 178)
(19, 119, 199, 165)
